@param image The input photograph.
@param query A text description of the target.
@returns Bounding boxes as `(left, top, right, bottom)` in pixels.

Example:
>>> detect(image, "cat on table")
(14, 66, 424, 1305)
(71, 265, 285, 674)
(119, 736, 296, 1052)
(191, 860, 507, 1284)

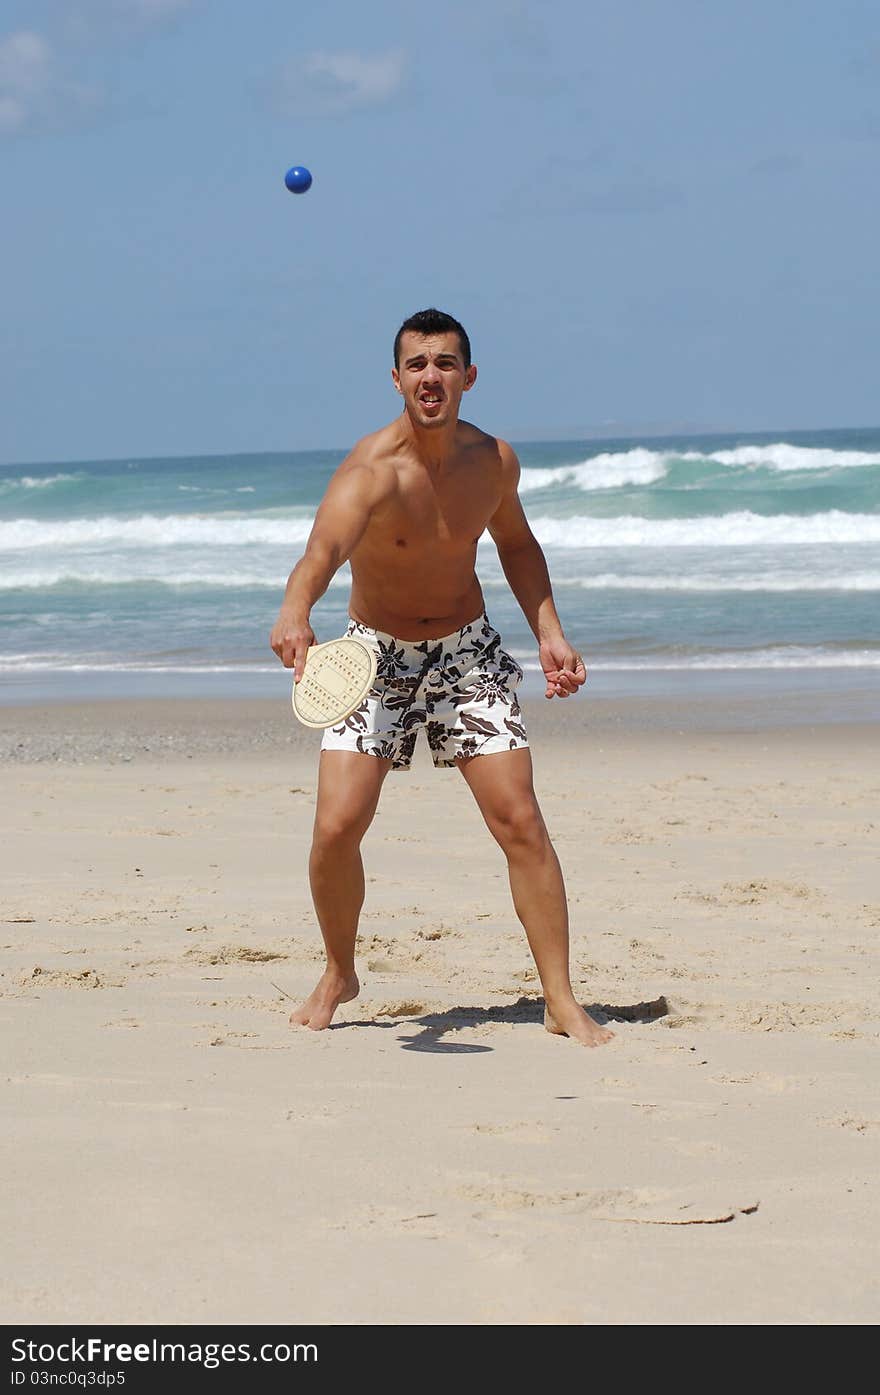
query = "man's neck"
(398, 411, 460, 471)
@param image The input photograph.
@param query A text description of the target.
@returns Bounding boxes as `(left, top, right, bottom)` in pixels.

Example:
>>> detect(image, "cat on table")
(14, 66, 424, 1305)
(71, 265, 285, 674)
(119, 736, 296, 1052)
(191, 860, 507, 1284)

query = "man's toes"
(289, 1006, 312, 1026)
(305, 1013, 331, 1031)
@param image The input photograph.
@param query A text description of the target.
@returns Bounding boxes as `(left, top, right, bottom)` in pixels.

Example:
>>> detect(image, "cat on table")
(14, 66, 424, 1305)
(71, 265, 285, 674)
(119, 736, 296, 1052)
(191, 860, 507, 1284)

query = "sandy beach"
(2, 694, 878, 1325)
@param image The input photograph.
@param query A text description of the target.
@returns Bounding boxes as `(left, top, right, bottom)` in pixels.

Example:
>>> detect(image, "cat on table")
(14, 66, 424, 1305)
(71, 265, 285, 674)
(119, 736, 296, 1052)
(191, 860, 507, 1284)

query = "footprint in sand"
(21, 967, 120, 990)
(366, 957, 400, 974)
(370, 999, 426, 1017)
(184, 945, 288, 966)
(468, 1122, 555, 1142)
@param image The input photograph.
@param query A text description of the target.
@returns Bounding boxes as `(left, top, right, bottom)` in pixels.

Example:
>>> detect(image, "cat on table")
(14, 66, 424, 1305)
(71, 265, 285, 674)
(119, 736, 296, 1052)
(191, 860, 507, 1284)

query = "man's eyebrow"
(403, 352, 460, 366)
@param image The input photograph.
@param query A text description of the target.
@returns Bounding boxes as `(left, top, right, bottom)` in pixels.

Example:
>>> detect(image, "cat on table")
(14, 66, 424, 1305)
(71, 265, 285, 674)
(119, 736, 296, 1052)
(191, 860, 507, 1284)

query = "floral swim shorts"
(320, 613, 529, 772)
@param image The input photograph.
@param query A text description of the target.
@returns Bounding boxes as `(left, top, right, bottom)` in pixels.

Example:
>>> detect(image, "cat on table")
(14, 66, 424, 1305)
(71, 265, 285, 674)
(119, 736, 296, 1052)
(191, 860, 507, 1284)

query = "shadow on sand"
(339, 993, 670, 1053)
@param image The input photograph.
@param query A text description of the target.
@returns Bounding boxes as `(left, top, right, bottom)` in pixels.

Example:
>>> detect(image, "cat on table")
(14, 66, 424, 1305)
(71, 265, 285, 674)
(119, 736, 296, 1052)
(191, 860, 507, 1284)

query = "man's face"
(392, 331, 477, 429)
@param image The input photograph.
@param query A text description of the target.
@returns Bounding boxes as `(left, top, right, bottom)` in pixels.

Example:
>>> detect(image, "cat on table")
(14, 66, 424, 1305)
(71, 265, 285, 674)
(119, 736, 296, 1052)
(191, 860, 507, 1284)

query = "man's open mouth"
(420, 393, 444, 407)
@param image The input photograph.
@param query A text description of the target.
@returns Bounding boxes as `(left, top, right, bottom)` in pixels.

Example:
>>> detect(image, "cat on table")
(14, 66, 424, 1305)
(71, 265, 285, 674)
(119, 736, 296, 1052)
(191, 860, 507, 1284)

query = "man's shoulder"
(329, 426, 400, 494)
(342, 422, 403, 470)
(458, 420, 518, 464)
(457, 424, 520, 491)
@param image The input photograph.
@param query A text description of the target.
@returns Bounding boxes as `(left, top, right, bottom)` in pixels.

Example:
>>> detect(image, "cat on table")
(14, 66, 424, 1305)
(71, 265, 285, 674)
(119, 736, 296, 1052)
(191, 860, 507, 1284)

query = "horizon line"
(3, 420, 880, 472)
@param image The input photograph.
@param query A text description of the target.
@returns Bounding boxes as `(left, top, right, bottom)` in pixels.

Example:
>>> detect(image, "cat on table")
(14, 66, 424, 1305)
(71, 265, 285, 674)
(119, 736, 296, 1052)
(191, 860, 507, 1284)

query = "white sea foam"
(0, 567, 350, 590)
(519, 449, 667, 493)
(0, 656, 281, 673)
(0, 473, 79, 490)
(553, 572, 880, 592)
(177, 486, 239, 495)
(508, 648, 880, 672)
(0, 514, 315, 550)
(3, 563, 877, 593)
(693, 443, 880, 470)
(526, 511, 880, 547)
(3, 508, 878, 552)
(516, 441, 880, 492)
(2, 648, 878, 674)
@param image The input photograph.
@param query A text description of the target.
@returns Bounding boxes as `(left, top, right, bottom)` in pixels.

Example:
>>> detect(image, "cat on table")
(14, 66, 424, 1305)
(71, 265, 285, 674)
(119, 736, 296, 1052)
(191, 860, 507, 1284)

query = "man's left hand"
(539, 637, 587, 700)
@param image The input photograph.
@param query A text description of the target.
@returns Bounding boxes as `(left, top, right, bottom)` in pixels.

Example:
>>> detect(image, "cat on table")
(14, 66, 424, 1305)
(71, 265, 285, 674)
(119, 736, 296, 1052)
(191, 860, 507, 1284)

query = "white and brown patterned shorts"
(320, 613, 529, 772)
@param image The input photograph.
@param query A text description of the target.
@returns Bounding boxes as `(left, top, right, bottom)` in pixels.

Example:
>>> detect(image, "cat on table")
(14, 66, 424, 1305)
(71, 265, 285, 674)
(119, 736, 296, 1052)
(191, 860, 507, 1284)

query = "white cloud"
(57, 0, 196, 45)
(0, 30, 95, 134)
(0, 4, 194, 135)
(277, 47, 406, 117)
(0, 32, 51, 131)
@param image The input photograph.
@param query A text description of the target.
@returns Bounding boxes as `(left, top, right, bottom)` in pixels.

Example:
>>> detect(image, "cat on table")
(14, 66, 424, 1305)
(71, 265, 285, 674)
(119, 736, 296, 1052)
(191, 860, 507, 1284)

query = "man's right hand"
(269, 614, 316, 682)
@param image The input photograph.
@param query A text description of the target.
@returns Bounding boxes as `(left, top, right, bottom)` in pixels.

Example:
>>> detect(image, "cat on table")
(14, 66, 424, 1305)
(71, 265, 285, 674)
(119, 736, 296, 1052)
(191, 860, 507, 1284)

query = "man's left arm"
(487, 441, 586, 700)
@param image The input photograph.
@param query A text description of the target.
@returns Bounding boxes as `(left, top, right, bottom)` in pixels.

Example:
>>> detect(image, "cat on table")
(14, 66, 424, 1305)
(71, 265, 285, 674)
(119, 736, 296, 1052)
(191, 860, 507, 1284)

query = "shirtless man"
(270, 308, 613, 1047)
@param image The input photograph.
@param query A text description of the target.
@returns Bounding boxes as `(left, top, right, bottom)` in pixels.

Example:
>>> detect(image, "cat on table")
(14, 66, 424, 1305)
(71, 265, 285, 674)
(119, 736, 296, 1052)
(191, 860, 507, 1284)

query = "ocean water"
(1, 426, 879, 706)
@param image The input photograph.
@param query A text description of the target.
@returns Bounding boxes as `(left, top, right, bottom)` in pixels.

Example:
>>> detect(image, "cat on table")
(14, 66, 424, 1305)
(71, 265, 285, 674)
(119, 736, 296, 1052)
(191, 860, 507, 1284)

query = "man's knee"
(486, 799, 548, 855)
(312, 805, 373, 856)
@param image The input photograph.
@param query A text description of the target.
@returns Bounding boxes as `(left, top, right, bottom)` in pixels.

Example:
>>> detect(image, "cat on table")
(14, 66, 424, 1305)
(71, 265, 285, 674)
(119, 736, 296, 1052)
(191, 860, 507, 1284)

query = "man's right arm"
(269, 458, 383, 680)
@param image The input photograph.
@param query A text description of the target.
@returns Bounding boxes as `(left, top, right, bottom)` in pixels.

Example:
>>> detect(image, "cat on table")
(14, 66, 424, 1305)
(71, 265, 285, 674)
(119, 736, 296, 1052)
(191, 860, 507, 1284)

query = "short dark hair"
(393, 308, 471, 370)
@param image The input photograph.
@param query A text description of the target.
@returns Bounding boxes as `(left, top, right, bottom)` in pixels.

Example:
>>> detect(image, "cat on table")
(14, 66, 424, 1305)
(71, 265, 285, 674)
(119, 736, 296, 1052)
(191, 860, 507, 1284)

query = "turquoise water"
(1, 426, 879, 702)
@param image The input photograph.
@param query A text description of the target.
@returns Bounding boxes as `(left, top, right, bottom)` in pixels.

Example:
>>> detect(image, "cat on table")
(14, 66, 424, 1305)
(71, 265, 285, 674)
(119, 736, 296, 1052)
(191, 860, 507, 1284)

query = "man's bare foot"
(544, 999, 615, 1047)
(289, 969, 359, 1031)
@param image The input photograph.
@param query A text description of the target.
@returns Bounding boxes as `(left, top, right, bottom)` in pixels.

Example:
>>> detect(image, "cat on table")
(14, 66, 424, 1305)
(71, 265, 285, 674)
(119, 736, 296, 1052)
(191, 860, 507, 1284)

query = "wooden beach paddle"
(291, 637, 377, 729)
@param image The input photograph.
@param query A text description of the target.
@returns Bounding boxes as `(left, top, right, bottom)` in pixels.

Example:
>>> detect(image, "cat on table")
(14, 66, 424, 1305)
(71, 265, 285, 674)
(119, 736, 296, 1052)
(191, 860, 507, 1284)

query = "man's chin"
(413, 405, 450, 428)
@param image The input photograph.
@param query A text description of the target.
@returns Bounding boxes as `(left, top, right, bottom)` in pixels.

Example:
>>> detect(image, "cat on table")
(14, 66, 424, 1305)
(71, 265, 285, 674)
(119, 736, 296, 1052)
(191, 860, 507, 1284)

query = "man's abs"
(348, 559, 485, 640)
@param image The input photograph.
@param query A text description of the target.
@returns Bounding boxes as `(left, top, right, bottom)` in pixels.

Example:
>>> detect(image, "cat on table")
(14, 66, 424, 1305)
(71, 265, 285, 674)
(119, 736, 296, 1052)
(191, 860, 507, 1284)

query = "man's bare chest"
(377, 470, 501, 549)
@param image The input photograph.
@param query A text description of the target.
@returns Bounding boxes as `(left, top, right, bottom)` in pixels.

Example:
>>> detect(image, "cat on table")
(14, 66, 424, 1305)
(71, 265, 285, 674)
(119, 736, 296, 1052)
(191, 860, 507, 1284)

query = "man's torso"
(346, 419, 506, 639)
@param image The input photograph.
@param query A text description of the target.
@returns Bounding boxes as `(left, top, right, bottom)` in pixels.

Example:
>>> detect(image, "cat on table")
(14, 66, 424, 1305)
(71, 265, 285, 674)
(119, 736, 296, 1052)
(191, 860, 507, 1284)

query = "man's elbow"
(496, 533, 542, 564)
(303, 536, 342, 574)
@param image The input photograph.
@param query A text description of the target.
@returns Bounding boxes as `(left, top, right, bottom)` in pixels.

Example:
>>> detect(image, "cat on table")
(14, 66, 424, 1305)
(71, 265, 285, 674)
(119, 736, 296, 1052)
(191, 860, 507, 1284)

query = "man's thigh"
(456, 747, 541, 820)
(314, 750, 394, 837)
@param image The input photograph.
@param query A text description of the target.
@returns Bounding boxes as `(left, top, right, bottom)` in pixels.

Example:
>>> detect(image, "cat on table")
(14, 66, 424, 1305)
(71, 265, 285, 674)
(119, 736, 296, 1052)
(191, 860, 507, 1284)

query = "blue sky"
(2, 0, 879, 463)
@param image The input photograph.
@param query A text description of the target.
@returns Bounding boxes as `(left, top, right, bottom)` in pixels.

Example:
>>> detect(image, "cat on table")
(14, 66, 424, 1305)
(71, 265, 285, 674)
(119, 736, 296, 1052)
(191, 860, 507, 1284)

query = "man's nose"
(422, 362, 441, 382)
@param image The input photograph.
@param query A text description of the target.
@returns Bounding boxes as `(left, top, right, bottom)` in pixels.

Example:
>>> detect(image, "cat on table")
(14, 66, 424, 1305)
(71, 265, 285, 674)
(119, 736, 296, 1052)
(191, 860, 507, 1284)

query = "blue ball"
(284, 165, 313, 194)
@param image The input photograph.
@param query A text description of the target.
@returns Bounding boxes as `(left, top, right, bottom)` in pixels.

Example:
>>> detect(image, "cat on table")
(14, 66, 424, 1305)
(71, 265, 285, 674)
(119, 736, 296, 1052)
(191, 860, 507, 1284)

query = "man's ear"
(463, 364, 477, 392)
(391, 368, 403, 395)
